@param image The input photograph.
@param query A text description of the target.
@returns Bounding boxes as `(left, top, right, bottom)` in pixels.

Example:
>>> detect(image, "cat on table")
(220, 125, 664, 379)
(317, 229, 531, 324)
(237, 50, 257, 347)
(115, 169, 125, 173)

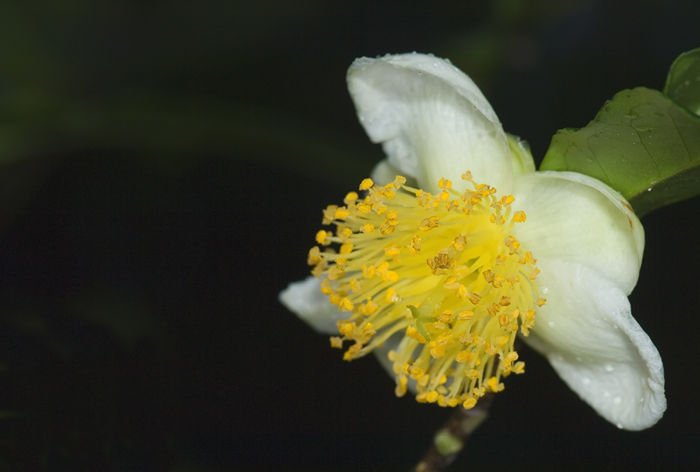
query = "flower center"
(308, 171, 545, 409)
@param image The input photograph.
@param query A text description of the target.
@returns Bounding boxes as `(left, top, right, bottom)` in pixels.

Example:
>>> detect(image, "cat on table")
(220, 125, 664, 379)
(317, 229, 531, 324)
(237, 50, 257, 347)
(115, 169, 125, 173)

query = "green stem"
(414, 392, 494, 472)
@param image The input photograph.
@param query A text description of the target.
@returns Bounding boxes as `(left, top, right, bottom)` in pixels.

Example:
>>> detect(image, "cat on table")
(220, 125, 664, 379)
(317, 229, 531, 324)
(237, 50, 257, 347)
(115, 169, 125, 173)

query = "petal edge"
(525, 260, 665, 430)
(348, 53, 513, 193)
(279, 276, 344, 334)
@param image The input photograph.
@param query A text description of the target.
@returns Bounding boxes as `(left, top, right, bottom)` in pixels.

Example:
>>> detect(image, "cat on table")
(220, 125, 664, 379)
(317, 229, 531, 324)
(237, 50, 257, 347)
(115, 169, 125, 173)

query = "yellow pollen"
(513, 211, 527, 223)
(419, 216, 440, 231)
(463, 397, 477, 409)
(334, 207, 349, 220)
(315, 230, 329, 245)
(378, 222, 393, 236)
(458, 310, 473, 320)
(359, 178, 374, 190)
(452, 235, 466, 251)
(407, 235, 422, 254)
(392, 175, 407, 188)
(357, 203, 372, 214)
(487, 376, 504, 392)
(309, 173, 542, 410)
(344, 192, 359, 205)
(338, 298, 353, 312)
(360, 298, 378, 316)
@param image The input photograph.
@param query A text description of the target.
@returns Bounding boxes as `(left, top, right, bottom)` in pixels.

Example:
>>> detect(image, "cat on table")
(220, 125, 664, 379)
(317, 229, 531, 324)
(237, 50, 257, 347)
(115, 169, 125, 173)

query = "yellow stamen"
(311, 173, 541, 409)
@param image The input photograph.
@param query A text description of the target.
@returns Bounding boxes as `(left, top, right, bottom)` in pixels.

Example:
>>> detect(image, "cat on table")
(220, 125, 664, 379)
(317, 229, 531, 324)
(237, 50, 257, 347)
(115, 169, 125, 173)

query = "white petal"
(279, 276, 343, 334)
(513, 171, 644, 295)
(506, 133, 536, 178)
(525, 259, 665, 430)
(347, 53, 513, 193)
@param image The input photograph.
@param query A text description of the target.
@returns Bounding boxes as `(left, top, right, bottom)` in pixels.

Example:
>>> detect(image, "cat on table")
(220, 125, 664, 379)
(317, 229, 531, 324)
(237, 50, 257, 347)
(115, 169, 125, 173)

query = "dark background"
(0, 0, 698, 470)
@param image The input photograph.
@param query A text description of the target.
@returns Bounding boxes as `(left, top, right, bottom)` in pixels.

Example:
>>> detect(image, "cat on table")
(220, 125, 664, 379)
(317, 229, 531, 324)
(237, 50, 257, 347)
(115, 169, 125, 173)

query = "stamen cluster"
(308, 172, 545, 409)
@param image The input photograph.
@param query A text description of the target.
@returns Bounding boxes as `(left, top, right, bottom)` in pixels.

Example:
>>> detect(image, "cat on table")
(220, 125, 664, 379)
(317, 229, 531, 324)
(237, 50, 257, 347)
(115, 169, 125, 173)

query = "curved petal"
(347, 53, 513, 193)
(506, 133, 536, 178)
(513, 171, 644, 295)
(279, 276, 343, 334)
(525, 259, 665, 430)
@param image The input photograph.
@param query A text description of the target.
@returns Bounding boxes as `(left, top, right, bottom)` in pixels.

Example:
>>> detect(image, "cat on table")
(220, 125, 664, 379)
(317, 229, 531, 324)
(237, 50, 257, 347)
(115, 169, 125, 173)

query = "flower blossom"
(280, 53, 665, 430)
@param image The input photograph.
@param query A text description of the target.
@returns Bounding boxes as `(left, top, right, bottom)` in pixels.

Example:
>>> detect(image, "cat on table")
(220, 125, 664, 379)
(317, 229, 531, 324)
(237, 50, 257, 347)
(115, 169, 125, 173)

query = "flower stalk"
(415, 393, 494, 472)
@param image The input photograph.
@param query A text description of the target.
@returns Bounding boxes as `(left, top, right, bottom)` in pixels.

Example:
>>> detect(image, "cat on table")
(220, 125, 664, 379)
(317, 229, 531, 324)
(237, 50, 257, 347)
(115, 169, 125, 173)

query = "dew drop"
(605, 364, 614, 372)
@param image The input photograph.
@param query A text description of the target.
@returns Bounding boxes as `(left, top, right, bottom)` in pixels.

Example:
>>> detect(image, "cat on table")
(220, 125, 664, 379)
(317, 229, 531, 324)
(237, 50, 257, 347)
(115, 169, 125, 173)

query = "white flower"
(280, 53, 665, 430)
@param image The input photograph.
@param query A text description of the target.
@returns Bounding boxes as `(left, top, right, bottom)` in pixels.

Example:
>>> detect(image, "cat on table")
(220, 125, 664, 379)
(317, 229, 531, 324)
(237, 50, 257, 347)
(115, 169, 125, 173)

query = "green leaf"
(664, 47, 700, 116)
(540, 87, 700, 217)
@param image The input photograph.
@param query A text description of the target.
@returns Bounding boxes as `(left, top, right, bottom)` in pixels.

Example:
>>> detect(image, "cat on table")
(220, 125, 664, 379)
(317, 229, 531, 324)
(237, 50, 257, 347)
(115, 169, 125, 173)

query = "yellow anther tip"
(359, 178, 374, 190)
(344, 191, 359, 204)
(462, 397, 477, 409)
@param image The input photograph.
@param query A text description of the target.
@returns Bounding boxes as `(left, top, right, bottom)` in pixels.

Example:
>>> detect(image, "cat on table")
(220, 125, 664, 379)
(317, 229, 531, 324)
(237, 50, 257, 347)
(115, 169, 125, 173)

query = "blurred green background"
(0, 0, 698, 470)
